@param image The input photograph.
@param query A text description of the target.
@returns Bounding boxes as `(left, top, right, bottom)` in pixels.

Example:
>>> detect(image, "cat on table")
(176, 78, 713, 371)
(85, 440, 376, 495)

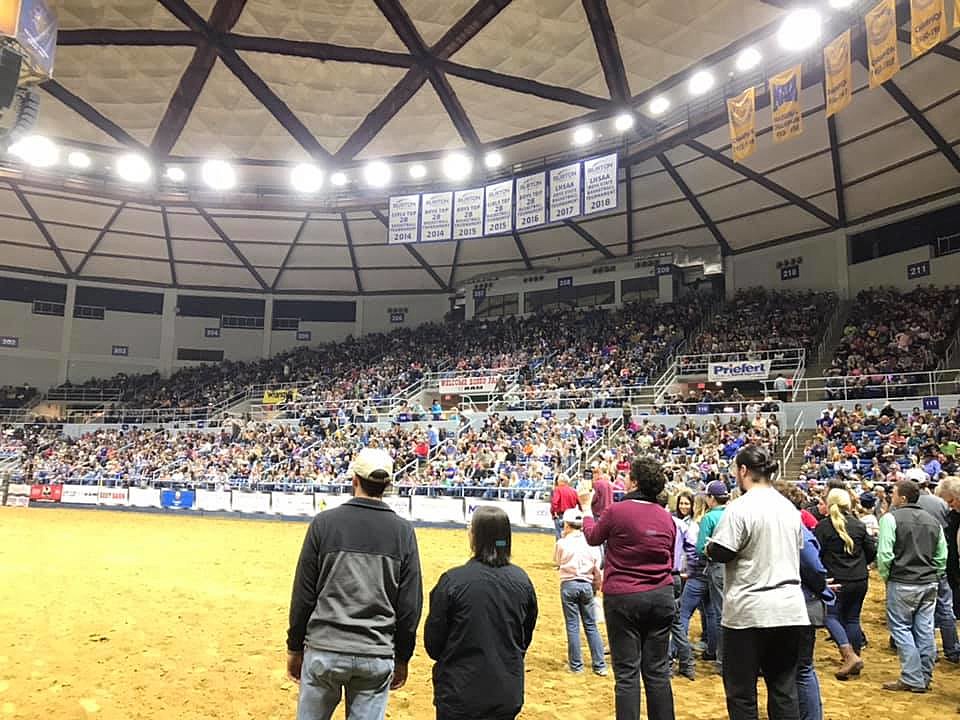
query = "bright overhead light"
(572, 126, 595, 146)
(290, 163, 323, 193)
(614, 113, 635, 132)
(201, 159, 235, 191)
(648, 96, 670, 116)
(330, 171, 348, 187)
(688, 70, 715, 96)
(829, 0, 855, 7)
(735, 47, 762, 72)
(116, 153, 152, 183)
(484, 151, 503, 169)
(778, 8, 822, 51)
(165, 166, 186, 183)
(409, 163, 427, 179)
(67, 150, 91, 169)
(363, 161, 391, 188)
(8, 135, 59, 168)
(442, 152, 472, 181)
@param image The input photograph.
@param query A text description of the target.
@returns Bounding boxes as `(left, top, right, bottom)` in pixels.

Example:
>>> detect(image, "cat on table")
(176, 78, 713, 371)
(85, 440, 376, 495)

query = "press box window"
(177, 348, 225, 362)
(474, 293, 519, 319)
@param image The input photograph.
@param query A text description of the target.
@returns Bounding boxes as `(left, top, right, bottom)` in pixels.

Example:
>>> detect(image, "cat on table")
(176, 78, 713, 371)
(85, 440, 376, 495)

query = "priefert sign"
(707, 360, 772, 382)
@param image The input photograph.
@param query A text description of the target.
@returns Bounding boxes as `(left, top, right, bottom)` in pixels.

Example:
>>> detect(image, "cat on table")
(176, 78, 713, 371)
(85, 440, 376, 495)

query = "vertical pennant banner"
(824, 30, 852, 118)
(515, 172, 547, 230)
(388, 194, 420, 244)
(910, 0, 946, 57)
(548, 162, 582, 222)
(769, 65, 803, 143)
(484, 179, 513, 235)
(582, 154, 618, 215)
(866, 0, 900, 87)
(955, 0, 959, 27)
(726, 86, 756, 162)
(453, 188, 484, 239)
(420, 191, 453, 242)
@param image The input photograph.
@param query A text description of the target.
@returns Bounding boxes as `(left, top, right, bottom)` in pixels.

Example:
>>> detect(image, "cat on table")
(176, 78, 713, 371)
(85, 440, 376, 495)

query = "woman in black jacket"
(814, 488, 878, 680)
(424, 506, 539, 720)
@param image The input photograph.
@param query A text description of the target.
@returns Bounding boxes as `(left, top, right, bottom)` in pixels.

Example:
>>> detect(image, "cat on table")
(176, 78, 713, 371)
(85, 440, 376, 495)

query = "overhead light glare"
(829, 0, 855, 7)
(572, 126, 595, 146)
(777, 8, 822, 51)
(614, 113, 635, 132)
(8, 135, 59, 168)
(363, 161, 391, 188)
(291, 163, 323, 193)
(67, 150, 91, 169)
(735, 47, 762, 72)
(165, 166, 186, 183)
(688, 70, 715, 96)
(442, 152, 473, 181)
(409, 163, 427, 179)
(116, 153, 152, 183)
(648, 96, 670, 116)
(330, 171, 348, 187)
(484, 151, 503, 169)
(201, 159, 236, 191)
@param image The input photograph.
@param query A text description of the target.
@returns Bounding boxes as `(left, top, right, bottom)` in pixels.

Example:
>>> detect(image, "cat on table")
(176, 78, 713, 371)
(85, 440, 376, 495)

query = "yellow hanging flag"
(955, 0, 959, 28)
(824, 30, 852, 118)
(769, 65, 802, 144)
(726, 86, 756, 162)
(865, 0, 900, 87)
(911, 0, 946, 56)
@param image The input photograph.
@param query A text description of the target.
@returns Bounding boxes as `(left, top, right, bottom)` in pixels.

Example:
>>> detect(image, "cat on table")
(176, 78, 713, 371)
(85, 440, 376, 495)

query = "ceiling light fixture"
(484, 151, 503, 169)
(777, 8, 822, 51)
(67, 150, 91, 169)
(572, 126, 595, 146)
(330, 171, 348, 187)
(648, 96, 670, 116)
(688, 70, 715, 96)
(735, 47, 762, 72)
(290, 163, 323, 193)
(408, 163, 427, 179)
(363, 161, 391, 188)
(442, 152, 472, 181)
(614, 113, 635, 132)
(828, 0, 855, 7)
(165, 166, 186, 183)
(8, 135, 59, 167)
(201, 159, 236, 191)
(116, 153, 152, 183)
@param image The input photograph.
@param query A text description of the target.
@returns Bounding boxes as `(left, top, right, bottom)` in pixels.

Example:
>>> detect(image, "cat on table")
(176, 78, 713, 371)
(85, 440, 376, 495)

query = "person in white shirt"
(554, 508, 607, 676)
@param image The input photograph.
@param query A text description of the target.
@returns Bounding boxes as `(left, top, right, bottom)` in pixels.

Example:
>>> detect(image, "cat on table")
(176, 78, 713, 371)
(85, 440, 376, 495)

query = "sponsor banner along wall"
(30, 484, 62, 502)
(129, 487, 162, 507)
(411, 496, 465, 524)
(271, 492, 316, 516)
(98, 487, 129, 506)
(522, 500, 554, 529)
(231, 491, 271, 513)
(707, 359, 772, 382)
(196, 489, 232, 512)
(465, 499, 523, 527)
(61, 484, 99, 505)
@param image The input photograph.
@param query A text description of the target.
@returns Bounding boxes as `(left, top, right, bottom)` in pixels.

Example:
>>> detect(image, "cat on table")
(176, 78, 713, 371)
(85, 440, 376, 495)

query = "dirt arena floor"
(0, 508, 957, 720)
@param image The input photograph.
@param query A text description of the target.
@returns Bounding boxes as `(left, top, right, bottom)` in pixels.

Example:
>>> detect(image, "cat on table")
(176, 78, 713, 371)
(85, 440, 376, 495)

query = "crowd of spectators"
(0, 384, 37, 410)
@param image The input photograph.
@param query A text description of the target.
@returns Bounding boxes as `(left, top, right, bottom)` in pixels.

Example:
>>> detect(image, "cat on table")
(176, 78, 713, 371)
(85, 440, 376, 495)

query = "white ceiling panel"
(763, 153, 835, 199)
(698, 182, 786, 220)
(638, 226, 717, 248)
(414, 241, 458, 266)
(925, 94, 960, 144)
(892, 53, 959, 108)
(0, 186, 27, 217)
(233, 244, 287, 267)
(97, 232, 168, 260)
(0, 244, 65, 272)
(535, 250, 605, 268)
(287, 245, 355, 268)
(360, 268, 440, 291)
(177, 264, 261, 289)
(663, 146, 702, 165)
(720, 205, 828, 250)
(810, 193, 839, 218)
(212, 216, 304, 243)
(0, 217, 51, 246)
(832, 87, 907, 142)
(674, 156, 747, 194)
(171, 239, 243, 264)
(47, 224, 100, 253)
(579, 214, 627, 247)
(352, 244, 420, 268)
(346, 219, 387, 246)
(516, 226, 585, 256)
(839, 119, 934, 181)
(166, 211, 220, 239)
(741, 113, 830, 174)
(631, 171, 685, 208)
(25, 194, 120, 228)
(111, 207, 164, 236)
(82, 256, 171, 284)
(276, 268, 358, 292)
(301, 217, 349, 245)
(632, 200, 703, 236)
(458, 234, 522, 264)
(844, 153, 960, 220)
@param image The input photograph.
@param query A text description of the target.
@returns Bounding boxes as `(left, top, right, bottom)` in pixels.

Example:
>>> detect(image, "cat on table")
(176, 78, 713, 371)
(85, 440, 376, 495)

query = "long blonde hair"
(826, 488, 855, 555)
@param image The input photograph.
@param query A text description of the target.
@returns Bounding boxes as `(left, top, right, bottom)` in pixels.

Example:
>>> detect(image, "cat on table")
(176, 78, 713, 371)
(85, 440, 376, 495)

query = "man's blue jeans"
(935, 576, 960, 660)
(298, 648, 394, 720)
(679, 575, 715, 654)
(796, 626, 822, 720)
(886, 581, 937, 689)
(560, 580, 607, 672)
(705, 563, 725, 663)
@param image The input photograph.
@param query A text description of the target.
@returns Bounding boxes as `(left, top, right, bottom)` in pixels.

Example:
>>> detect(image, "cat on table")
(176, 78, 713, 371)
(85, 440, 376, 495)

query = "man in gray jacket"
(286, 448, 423, 720)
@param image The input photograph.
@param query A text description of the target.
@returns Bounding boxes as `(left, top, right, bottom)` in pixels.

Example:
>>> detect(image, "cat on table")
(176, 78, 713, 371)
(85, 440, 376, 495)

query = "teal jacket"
(696, 505, 726, 558)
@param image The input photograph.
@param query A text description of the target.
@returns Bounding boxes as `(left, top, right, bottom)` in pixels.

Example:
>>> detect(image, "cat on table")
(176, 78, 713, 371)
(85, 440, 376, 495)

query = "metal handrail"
(45, 387, 123, 402)
(677, 347, 806, 375)
(790, 370, 957, 402)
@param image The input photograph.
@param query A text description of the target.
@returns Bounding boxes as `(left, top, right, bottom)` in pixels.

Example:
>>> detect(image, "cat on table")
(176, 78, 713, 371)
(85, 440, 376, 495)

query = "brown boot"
(836, 644, 864, 680)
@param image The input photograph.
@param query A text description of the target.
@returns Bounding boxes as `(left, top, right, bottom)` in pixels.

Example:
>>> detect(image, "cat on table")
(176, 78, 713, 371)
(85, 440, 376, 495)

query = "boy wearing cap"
(287, 447, 423, 720)
(555, 508, 607, 676)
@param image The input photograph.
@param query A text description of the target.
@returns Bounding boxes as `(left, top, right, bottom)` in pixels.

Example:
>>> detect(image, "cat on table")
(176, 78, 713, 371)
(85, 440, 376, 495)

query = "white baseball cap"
(562, 508, 584, 526)
(350, 448, 394, 483)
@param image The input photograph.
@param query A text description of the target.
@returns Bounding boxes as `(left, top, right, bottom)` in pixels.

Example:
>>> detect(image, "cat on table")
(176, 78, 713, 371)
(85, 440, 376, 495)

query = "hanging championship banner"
(726, 86, 756, 162)
(453, 188, 484, 239)
(388, 194, 419, 244)
(911, 0, 946, 57)
(866, 0, 900, 87)
(515, 172, 546, 230)
(484, 180, 513, 235)
(955, 0, 959, 28)
(548, 162, 582, 222)
(420, 191, 453, 242)
(824, 30, 852, 118)
(583, 154, 618, 215)
(769, 65, 803, 143)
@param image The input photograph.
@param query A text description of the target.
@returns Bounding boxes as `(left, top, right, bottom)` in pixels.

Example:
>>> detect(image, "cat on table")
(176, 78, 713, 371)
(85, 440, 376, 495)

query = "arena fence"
(784, 370, 960, 402)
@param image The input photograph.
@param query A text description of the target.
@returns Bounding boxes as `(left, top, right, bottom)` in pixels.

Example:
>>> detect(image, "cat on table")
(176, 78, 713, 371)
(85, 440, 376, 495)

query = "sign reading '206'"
(387, 154, 618, 244)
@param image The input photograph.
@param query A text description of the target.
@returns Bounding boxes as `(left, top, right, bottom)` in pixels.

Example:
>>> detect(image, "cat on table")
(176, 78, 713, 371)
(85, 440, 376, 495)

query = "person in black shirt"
(814, 488, 877, 680)
(425, 506, 538, 720)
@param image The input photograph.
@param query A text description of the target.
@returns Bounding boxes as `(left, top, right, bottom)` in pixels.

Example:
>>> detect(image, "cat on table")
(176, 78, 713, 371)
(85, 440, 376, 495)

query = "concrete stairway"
(781, 428, 819, 481)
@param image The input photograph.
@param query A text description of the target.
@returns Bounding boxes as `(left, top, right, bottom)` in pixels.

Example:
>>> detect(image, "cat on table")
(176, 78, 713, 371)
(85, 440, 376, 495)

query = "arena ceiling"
(0, 0, 957, 294)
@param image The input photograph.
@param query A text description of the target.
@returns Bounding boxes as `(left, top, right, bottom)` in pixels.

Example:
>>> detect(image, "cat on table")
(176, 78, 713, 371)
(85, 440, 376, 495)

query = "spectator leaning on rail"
(286, 447, 423, 720)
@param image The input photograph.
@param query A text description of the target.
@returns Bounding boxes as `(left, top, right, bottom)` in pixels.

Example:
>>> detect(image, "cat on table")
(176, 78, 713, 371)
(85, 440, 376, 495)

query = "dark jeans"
(722, 626, 803, 720)
(604, 585, 675, 720)
(795, 627, 822, 720)
(706, 562, 725, 662)
(669, 576, 694, 672)
(823, 579, 867, 654)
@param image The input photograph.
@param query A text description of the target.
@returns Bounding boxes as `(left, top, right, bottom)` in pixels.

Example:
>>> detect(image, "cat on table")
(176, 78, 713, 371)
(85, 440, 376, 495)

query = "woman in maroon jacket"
(583, 457, 677, 720)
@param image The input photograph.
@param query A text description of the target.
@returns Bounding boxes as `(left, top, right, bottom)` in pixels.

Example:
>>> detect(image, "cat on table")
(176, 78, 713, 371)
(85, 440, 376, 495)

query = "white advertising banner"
(4, 495, 28, 507)
(453, 188, 484, 240)
(271, 492, 316, 516)
(484, 180, 513, 235)
(128, 487, 162, 507)
(707, 359, 773, 382)
(388, 194, 420, 244)
(438, 376, 499, 394)
(420, 192, 453, 242)
(465, 499, 523, 527)
(61, 484, 99, 505)
(549, 162, 582, 222)
(231, 491, 271, 514)
(515, 172, 546, 230)
(522, 499, 554, 529)
(197, 489, 232, 512)
(411, 496, 465, 524)
(382, 495, 412, 520)
(583, 153, 618, 215)
(98, 487, 130, 506)
(8, 483, 33, 496)
(317, 494, 351, 512)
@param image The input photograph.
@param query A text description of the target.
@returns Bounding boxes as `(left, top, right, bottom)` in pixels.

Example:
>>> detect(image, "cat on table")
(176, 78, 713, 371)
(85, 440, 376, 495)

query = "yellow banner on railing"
(726, 86, 756, 162)
(262, 389, 299, 405)
(866, 0, 900, 87)
(911, 0, 946, 57)
(769, 65, 803, 143)
(824, 30, 852, 118)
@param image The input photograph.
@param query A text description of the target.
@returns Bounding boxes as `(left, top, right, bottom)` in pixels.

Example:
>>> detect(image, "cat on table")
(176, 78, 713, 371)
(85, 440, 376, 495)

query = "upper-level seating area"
(0, 385, 37, 409)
